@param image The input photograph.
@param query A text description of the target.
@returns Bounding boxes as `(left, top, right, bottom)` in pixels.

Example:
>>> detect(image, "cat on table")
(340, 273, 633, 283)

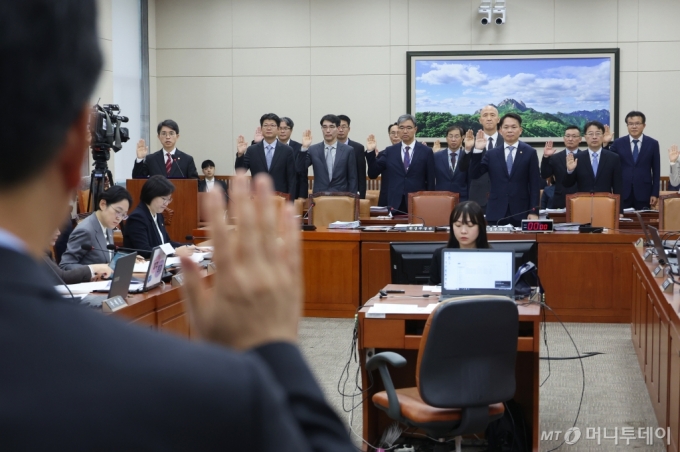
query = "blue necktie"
(266, 145, 274, 170)
(506, 146, 514, 174)
(632, 139, 639, 164)
(592, 152, 599, 178)
(403, 146, 411, 171)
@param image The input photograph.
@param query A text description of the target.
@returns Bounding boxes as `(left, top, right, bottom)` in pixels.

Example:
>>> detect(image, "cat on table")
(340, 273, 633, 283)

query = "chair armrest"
(366, 352, 407, 420)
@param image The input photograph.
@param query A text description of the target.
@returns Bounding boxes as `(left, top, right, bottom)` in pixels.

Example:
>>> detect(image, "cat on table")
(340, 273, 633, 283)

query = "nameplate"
(643, 249, 653, 262)
(207, 262, 217, 275)
(102, 295, 128, 313)
(662, 278, 674, 293)
(653, 265, 664, 277)
(171, 274, 184, 287)
(405, 226, 435, 232)
(635, 238, 644, 248)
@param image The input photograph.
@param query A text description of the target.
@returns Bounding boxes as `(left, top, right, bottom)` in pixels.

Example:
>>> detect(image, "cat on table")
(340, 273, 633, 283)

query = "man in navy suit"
(607, 111, 660, 210)
(132, 119, 199, 179)
(278, 117, 306, 200)
(540, 125, 582, 208)
(563, 121, 622, 199)
(366, 114, 435, 213)
(337, 115, 367, 198)
(461, 113, 541, 226)
(434, 125, 468, 200)
(198, 160, 228, 194)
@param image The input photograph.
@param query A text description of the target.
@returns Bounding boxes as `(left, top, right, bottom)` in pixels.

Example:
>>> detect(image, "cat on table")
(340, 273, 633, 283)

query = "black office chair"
(366, 296, 519, 452)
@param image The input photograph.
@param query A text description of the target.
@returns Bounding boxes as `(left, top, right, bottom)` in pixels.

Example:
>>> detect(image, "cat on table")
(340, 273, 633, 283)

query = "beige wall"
(150, 0, 680, 176)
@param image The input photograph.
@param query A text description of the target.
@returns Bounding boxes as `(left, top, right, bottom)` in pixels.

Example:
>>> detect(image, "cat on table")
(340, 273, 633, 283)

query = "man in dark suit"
(366, 114, 435, 213)
(540, 125, 582, 208)
(337, 115, 367, 198)
(462, 105, 503, 213)
(198, 159, 228, 193)
(461, 113, 541, 226)
(278, 117, 306, 200)
(235, 113, 297, 200)
(0, 3, 354, 449)
(434, 125, 468, 200)
(563, 121, 622, 198)
(607, 111, 660, 210)
(300, 115, 358, 194)
(132, 119, 199, 179)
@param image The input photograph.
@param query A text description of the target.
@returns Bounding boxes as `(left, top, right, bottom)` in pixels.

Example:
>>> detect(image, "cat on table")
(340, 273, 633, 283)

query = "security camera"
(481, 17, 490, 25)
(479, 1, 492, 25)
(495, 17, 505, 25)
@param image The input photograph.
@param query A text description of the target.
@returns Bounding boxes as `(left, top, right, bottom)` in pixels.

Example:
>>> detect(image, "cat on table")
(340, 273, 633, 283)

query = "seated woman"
(60, 186, 132, 270)
(44, 230, 113, 285)
(123, 175, 195, 258)
(428, 200, 490, 285)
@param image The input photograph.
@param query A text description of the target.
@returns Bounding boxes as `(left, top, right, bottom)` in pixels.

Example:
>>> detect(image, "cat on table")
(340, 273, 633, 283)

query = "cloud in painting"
(417, 63, 488, 87)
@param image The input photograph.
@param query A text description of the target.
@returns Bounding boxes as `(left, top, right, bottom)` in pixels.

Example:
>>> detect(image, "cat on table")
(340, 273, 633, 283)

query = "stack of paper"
(328, 221, 360, 229)
(366, 303, 438, 318)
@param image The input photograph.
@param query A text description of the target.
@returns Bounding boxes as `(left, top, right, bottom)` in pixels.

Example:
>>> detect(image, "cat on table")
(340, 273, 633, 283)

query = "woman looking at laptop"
(123, 175, 196, 258)
(428, 201, 490, 285)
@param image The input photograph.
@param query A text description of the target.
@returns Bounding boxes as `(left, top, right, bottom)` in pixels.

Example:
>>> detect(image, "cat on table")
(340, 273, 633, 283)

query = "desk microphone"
(494, 207, 539, 226)
(387, 206, 427, 226)
(578, 191, 602, 233)
(43, 256, 77, 302)
(302, 202, 316, 231)
(172, 156, 185, 178)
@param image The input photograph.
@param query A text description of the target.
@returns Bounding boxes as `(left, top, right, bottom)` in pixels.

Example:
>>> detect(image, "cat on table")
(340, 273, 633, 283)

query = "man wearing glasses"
(540, 125, 583, 208)
(336, 115, 367, 198)
(278, 117, 307, 200)
(366, 114, 435, 213)
(563, 121, 622, 198)
(300, 115, 358, 194)
(606, 111, 660, 210)
(132, 119, 199, 179)
(235, 113, 297, 200)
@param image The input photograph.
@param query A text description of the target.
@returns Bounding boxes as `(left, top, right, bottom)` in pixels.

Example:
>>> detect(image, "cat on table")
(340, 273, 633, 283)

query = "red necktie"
(166, 153, 172, 176)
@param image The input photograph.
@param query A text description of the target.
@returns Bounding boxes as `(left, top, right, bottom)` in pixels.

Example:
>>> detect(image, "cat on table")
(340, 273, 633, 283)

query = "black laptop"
(82, 252, 137, 307)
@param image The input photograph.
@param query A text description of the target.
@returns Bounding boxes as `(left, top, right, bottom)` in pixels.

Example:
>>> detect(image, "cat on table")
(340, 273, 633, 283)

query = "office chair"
(366, 296, 518, 452)
(309, 192, 359, 227)
(408, 191, 459, 226)
(566, 192, 620, 229)
(659, 193, 680, 231)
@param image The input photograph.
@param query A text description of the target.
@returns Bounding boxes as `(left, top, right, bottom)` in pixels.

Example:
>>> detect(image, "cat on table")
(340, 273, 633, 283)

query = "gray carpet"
(299, 319, 666, 451)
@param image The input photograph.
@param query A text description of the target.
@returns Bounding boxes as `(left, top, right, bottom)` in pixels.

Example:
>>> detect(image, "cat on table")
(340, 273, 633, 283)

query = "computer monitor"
(389, 242, 446, 284)
(441, 249, 515, 297)
(489, 240, 537, 271)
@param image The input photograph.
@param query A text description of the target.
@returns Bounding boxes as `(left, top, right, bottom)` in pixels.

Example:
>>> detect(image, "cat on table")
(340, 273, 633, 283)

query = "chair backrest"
(309, 192, 359, 227)
(408, 191, 459, 227)
(566, 192, 620, 229)
(197, 192, 210, 223)
(659, 193, 680, 231)
(416, 296, 518, 408)
(77, 189, 91, 213)
(359, 199, 371, 218)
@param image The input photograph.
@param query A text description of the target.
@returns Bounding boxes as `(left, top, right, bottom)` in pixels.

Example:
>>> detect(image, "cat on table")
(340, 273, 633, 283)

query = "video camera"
(90, 103, 130, 160)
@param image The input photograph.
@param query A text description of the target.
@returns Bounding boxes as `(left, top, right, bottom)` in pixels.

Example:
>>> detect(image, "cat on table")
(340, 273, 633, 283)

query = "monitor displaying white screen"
(441, 249, 514, 296)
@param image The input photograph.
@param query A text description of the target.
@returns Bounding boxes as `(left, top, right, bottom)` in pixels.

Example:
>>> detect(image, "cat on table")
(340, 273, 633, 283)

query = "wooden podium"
(126, 178, 198, 243)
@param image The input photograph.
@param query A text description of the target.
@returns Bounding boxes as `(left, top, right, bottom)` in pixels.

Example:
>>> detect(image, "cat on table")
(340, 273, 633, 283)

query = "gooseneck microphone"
(172, 156, 185, 178)
(387, 206, 428, 227)
(43, 256, 76, 302)
(302, 202, 316, 231)
(494, 207, 539, 226)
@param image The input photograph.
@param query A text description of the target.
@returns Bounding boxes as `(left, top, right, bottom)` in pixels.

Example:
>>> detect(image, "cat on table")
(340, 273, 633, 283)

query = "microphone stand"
(302, 202, 316, 231)
(172, 156, 185, 178)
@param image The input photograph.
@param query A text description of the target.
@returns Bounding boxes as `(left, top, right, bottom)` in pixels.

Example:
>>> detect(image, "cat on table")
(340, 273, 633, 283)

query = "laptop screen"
(441, 249, 515, 296)
(647, 226, 671, 265)
(144, 246, 167, 290)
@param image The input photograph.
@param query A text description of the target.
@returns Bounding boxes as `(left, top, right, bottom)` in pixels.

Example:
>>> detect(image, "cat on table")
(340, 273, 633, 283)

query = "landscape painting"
(407, 49, 619, 142)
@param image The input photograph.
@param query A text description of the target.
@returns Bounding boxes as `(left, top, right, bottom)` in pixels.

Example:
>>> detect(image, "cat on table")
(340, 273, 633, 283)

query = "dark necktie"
(506, 146, 514, 174)
(487, 137, 494, 150)
(165, 153, 172, 176)
(632, 139, 639, 163)
(403, 146, 411, 171)
(450, 152, 457, 175)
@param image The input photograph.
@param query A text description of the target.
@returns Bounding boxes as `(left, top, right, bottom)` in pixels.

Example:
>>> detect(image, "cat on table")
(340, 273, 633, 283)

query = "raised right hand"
(432, 139, 441, 152)
(543, 140, 556, 157)
(136, 139, 148, 159)
(301, 129, 312, 148)
(366, 134, 377, 153)
(475, 129, 486, 150)
(670, 145, 680, 164)
(464, 129, 475, 152)
(566, 151, 578, 172)
(236, 135, 247, 156)
(253, 127, 264, 143)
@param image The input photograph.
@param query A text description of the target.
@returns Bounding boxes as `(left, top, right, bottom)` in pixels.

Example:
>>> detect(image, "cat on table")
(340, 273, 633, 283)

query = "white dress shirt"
(401, 142, 414, 164)
(150, 212, 164, 244)
(136, 147, 176, 164)
(629, 134, 644, 154)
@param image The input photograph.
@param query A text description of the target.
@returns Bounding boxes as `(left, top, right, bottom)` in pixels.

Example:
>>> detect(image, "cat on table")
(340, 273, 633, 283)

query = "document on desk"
(366, 303, 438, 318)
(422, 285, 442, 293)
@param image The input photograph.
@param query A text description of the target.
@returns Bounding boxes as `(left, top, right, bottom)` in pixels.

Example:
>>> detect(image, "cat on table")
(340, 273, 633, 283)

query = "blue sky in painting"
(415, 57, 611, 114)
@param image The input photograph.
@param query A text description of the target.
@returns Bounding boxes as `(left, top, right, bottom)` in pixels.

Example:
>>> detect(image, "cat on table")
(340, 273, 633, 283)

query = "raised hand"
(301, 129, 312, 149)
(669, 144, 679, 163)
(566, 151, 578, 172)
(236, 135, 247, 156)
(253, 127, 264, 144)
(432, 139, 441, 152)
(180, 173, 302, 350)
(464, 129, 475, 152)
(603, 125, 613, 146)
(366, 134, 377, 152)
(543, 140, 556, 157)
(475, 129, 486, 151)
(136, 139, 148, 159)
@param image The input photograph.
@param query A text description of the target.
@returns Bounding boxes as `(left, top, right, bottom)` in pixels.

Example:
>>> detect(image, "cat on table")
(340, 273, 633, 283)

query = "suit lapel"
(256, 142, 268, 171)
(270, 142, 284, 173)
(92, 216, 109, 263)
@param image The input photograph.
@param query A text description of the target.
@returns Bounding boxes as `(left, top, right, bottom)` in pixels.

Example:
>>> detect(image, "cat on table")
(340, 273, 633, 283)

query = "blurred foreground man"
(0, 1, 353, 451)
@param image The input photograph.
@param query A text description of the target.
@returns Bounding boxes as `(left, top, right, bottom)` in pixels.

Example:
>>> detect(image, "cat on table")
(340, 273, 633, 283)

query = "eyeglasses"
(279, 127, 291, 131)
(159, 131, 176, 137)
(337, 125, 349, 130)
(564, 134, 581, 139)
(321, 125, 337, 130)
(398, 126, 414, 131)
(261, 124, 278, 129)
(109, 206, 128, 221)
(627, 122, 643, 126)
(161, 196, 173, 205)
(585, 132, 603, 137)
(447, 135, 462, 139)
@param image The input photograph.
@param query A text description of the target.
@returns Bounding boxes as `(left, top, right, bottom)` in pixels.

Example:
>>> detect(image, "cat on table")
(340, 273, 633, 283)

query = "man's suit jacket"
(366, 142, 436, 209)
(0, 246, 353, 451)
(198, 178, 228, 194)
(132, 149, 199, 179)
(460, 135, 504, 208)
(43, 255, 91, 285)
(235, 141, 297, 200)
(304, 142, 358, 194)
(60, 213, 112, 269)
(433, 149, 469, 201)
(540, 149, 580, 209)
(609, 135, 660, 201)
(563, 149, 622, 196)
(465, 141, 541, 222)
(347, 139, 367, 198)
(124, 203, 183, 258)
(289, 139, 308, 200)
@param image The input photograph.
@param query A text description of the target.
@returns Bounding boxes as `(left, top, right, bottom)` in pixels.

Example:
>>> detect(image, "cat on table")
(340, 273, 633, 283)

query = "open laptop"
(82, 252, 137, 307)
(440, 249, 515, 300)
(129, 246, 168, 293)
(636, 212, 675, 253)
(647, 226, 678, 273)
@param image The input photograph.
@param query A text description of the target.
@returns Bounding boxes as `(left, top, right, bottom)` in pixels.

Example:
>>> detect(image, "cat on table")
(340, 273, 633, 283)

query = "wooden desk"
(358, 285, 541, 451)
(548, 211, 659, 230)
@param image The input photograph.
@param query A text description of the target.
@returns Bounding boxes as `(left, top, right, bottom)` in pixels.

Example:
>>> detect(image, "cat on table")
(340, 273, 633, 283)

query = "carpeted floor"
(298, 319, 666, 451)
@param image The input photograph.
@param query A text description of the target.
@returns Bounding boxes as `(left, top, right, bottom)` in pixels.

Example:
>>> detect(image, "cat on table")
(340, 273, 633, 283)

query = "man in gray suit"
(300, 114, 358, 194)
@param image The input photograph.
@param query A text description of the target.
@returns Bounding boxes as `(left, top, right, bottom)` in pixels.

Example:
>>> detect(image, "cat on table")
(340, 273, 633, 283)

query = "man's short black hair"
(201, 160, 215, 169)
(584, 121, 605, 134)
(565, 125, 581, 134)
(279, 117, 294, 129)
(337, 115, 351, 125)
(97, 185, 132, 211)
(446, 125, 465, 137)
(260, 113, 280, 127)
(625, 111, 646, 125)
(157, 119, 179, 135)
(320, 114, 340, 126)
(388, 122, 398, 133)
(140, 175, 175, 205)
(0, 0, 102, 189)
(499, 113, 522, 127)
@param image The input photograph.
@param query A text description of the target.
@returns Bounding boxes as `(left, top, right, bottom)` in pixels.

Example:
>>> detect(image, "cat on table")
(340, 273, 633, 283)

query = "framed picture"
(407, 49, 619, 143)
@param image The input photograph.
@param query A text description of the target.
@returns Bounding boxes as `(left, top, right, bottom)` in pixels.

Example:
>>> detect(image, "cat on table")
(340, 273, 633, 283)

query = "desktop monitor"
(489, 240, 537, 271)
(389, 242, 446, 284)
